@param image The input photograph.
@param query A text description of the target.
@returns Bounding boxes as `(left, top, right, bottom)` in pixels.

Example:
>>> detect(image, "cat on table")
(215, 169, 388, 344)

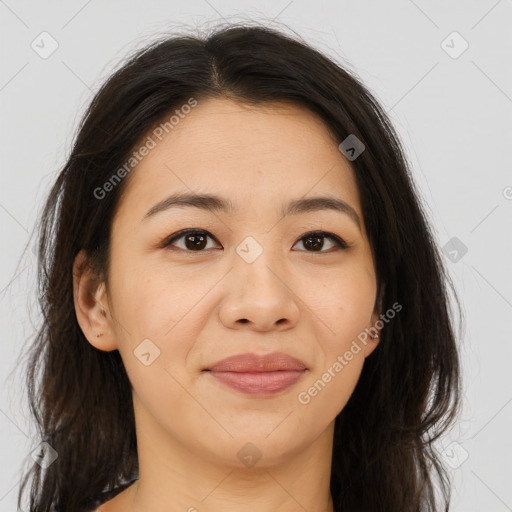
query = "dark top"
(50, 479, 138, 512)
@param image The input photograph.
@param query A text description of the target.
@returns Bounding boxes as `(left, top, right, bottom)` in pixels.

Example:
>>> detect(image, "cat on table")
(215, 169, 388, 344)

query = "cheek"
(300, 262, 377, 346)
(296, 349, 365, 424)
(294, 271, 374, 423)
(106, 268, 189, 394)
(109, 255, 196, 338)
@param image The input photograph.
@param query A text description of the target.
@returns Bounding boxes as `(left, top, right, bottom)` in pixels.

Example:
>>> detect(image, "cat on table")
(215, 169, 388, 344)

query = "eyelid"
(161, 228, 351, 252)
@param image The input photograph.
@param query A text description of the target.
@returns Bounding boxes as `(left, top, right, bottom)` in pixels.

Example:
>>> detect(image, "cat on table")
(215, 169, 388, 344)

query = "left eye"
(162, 229, 349, 253)
(294, 231, 349, 252)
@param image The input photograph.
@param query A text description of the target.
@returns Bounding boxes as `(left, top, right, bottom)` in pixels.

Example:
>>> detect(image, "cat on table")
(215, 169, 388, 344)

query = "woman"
(17, 23, 461, 512)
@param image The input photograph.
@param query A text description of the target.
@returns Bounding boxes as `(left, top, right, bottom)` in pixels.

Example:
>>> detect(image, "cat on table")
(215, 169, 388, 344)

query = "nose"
(218, 248, 300, 332)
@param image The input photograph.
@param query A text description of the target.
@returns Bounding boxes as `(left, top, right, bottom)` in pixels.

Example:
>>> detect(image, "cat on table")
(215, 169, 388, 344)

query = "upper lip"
(204, 352, 308, 372)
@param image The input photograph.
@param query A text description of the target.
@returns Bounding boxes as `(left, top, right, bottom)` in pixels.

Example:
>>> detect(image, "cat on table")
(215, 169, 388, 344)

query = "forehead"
(114, 97, 362, 224)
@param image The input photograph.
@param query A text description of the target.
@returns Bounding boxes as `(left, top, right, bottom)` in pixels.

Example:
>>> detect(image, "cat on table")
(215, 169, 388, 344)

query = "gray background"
(1, 0, 511, 510)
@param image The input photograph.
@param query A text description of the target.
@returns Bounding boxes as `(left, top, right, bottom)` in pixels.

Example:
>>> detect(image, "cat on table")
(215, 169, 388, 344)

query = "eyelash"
(161, 229, 350, 254)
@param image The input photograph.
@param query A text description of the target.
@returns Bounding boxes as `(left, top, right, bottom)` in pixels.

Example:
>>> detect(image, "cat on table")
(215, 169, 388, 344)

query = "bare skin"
(74, 97, 381, 512)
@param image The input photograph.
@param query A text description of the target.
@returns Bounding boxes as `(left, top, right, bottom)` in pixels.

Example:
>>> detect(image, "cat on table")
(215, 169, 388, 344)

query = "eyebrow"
(142, 192, 361, 230)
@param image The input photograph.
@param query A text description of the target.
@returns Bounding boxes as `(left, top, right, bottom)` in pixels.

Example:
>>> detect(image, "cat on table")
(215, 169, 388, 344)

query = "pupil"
(305, 236, 323, 251)
(185, 234, 207, 250)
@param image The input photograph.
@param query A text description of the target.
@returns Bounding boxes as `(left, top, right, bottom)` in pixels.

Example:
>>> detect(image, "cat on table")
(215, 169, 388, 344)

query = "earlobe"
(363, 308, 382, 358)
(72, 249, 117, 351)
(363, 282, 386, 357)
(364, 328, 380, 358)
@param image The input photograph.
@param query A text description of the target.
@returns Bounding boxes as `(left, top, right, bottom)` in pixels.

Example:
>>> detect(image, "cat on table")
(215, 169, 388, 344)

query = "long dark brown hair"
(15, 22, 462, 512)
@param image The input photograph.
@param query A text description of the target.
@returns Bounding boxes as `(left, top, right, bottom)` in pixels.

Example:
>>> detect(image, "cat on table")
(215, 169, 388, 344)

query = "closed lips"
(204, 352, 308, 373)
(203, 352, 309, 396)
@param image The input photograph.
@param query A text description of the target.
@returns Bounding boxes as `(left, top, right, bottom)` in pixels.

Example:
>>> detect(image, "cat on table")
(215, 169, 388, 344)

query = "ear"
(364, 282, 385, 358)
(73, 249, 117, 351)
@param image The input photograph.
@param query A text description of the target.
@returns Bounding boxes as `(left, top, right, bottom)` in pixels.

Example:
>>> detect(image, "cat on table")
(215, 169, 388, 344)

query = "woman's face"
(76, 97, 381, 470)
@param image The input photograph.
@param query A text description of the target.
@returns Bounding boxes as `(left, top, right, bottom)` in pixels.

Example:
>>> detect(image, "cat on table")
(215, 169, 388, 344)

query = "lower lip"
(207, 370, 307, 395)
